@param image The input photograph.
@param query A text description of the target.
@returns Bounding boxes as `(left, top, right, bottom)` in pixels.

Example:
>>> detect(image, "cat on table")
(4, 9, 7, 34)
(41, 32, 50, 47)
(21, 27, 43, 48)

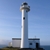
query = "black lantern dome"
(22, 2, 28, 5)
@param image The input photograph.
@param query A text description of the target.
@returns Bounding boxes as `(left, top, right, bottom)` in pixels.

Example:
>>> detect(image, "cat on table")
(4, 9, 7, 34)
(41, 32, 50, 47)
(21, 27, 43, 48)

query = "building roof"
(12, 38, 40, 40)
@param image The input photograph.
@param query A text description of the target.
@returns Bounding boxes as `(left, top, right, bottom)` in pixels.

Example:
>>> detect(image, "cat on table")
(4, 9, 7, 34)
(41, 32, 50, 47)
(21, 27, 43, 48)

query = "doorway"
(36, 43, 39, 48)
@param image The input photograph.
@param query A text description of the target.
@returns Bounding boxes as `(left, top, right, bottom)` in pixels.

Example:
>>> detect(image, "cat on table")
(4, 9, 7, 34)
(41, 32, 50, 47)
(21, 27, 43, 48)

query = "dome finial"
(22, 2, 28, 5)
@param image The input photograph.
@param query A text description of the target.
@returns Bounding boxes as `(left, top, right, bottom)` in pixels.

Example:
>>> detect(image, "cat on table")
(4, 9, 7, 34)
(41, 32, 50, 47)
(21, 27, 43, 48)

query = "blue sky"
(0, 0, 50, 45)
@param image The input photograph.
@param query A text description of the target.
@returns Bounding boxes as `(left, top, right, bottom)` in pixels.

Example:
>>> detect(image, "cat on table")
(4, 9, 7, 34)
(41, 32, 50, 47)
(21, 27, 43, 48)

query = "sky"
(0, 0, 50, 45)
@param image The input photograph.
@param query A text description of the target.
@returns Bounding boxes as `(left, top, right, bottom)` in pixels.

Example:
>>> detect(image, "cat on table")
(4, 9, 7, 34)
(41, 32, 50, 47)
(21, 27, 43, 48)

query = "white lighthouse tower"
(20, 2, 30, 48)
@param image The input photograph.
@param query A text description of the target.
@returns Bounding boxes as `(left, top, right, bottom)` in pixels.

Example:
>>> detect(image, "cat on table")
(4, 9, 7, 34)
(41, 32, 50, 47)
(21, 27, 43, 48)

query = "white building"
(12, 38, 40, 48)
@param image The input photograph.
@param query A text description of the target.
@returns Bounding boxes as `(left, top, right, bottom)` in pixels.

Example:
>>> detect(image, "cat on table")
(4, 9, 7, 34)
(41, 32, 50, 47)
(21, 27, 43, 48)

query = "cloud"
(0, 16, 20, 20)
(0, 24, 21, 28)
(0, 39, 11, 45)
(28, 25, 50, 29)
(40, 41, 50, 45)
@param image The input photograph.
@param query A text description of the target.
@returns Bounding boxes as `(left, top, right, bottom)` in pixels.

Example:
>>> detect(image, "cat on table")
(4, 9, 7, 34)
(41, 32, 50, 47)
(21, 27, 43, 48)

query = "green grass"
(0, 47, 44, 50)
(0, 47, 20, 50)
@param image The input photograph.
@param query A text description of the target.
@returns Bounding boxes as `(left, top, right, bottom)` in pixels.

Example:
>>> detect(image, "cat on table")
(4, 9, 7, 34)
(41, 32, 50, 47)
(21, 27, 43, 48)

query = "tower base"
(19, 48, 33, 50)
(18, 48, 44, 50)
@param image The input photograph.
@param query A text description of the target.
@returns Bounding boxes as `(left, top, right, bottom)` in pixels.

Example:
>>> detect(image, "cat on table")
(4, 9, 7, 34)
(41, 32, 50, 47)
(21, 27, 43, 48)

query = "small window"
(30, 43, 32, 45)
(26, 10, 28, 12)
(23, 17, 25, 20)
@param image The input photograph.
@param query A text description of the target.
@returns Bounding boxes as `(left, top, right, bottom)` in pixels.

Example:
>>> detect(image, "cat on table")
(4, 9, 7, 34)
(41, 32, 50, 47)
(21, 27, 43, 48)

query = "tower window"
(23, 17, 25, 20)
(30, 43, 32, 45)
(26, 10, 28, 12)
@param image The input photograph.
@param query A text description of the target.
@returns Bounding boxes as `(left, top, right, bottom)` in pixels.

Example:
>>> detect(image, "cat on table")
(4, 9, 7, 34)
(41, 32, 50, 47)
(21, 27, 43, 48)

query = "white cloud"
(0, 39, 11, 45)
(0, 16, 20, 20)
(40, 41, 50, 45)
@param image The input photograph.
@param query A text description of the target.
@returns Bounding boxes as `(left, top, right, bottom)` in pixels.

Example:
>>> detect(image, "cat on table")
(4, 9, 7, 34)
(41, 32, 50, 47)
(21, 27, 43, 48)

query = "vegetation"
(0, 47, 20, 50)
(0, 46, 44, 50)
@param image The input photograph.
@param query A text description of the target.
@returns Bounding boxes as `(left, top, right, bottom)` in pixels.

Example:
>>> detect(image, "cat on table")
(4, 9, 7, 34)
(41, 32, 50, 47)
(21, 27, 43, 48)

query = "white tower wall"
(21, 9, 28, 48)
(20, 2, 30, 48)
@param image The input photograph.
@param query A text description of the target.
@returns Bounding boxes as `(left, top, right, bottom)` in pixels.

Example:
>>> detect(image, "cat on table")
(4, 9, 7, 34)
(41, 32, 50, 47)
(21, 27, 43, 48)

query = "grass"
(0, 47, 20, 50)
(0, 46, 44, 50)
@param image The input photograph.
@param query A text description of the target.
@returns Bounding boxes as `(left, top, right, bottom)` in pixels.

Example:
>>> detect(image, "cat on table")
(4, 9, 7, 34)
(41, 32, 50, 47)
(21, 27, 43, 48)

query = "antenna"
(35, 36, 36, 38)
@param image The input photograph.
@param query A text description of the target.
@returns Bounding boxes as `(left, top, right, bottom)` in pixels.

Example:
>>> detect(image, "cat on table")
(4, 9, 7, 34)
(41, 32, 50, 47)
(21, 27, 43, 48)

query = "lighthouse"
(20, 2, 30, 48)
(12, 2, 44, 50)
